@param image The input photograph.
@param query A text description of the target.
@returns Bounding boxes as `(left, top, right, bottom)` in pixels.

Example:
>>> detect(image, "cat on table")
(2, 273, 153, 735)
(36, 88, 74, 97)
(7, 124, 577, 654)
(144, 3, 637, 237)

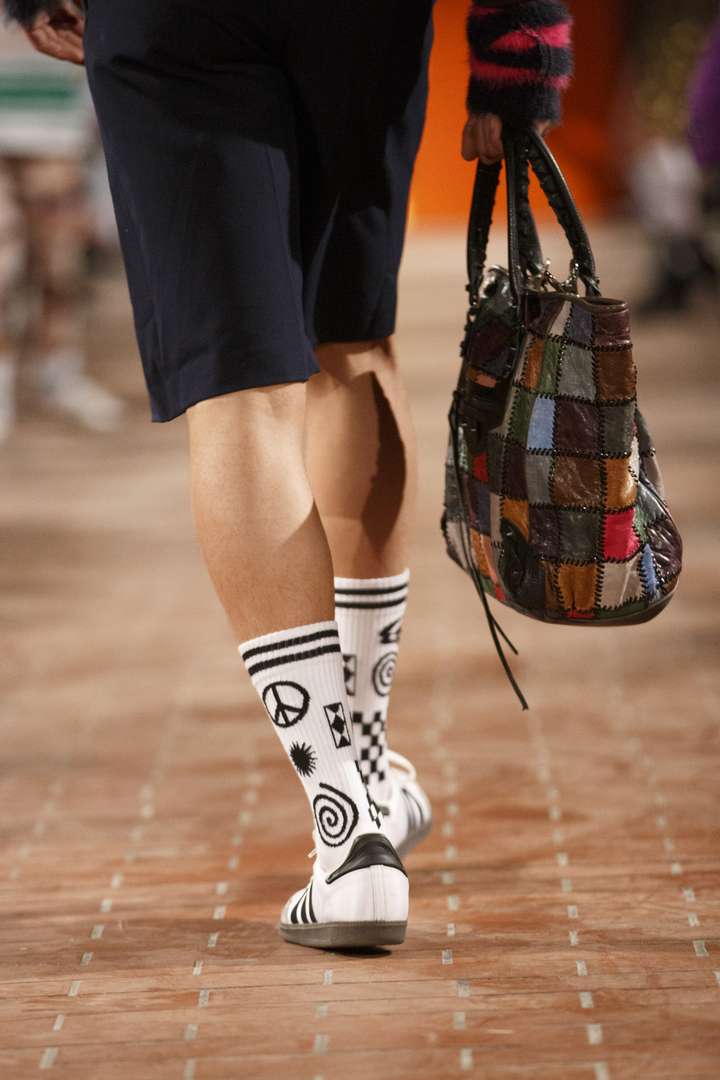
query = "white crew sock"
(239, 619, 381, 870)
(334, 569, 410, 804)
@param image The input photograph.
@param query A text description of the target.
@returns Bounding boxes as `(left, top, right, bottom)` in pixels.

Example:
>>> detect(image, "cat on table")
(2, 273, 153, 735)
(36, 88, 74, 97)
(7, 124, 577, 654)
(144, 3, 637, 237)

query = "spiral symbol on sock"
(372, 651, 397, 696)
(312, 783, 359, 847)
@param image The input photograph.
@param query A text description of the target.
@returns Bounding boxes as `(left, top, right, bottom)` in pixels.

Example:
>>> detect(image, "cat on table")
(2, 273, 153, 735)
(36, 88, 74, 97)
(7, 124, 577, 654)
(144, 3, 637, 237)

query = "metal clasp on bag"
(527, 258, 580, 294)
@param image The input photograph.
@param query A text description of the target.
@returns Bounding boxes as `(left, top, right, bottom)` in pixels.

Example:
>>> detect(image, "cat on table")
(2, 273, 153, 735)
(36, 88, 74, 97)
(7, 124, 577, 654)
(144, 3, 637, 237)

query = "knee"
(314, 337, 398, 384)
(186, 382, 307, 449)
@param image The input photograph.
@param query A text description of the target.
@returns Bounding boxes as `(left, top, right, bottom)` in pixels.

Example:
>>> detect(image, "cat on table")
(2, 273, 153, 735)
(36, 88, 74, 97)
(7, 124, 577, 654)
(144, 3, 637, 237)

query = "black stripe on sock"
(334, 583, 408, 596)
(246, 643, 341, 678)
(334, 597, 407, 610)
(241, 627, 338, 663)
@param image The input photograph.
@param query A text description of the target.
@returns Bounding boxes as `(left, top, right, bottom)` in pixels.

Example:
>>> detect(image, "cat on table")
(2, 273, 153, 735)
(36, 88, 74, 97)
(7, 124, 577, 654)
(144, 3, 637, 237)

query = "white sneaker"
(278, 831, 409, 949)
(378, 750, 433, 859)
(31, 348, 125, 433)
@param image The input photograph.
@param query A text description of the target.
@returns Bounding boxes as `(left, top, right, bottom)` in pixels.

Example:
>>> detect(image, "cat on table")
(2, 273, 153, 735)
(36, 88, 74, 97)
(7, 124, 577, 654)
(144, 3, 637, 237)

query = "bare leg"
(305, 337, 417, 578)
(19, 158, 89, 355)
(186, 382, 334, 642)
(0, 160, 22, 441)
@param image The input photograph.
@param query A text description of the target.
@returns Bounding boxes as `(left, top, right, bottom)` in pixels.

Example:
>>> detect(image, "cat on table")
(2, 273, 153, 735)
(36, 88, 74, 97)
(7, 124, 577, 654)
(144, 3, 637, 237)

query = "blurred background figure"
(689, 10, 720, 170)
(0, 21, 124, 444)
(624, 0, 719, 317)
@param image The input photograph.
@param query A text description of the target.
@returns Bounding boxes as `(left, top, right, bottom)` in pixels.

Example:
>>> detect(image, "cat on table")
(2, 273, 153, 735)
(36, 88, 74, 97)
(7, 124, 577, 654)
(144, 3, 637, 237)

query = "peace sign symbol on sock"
(262, 681, 310, 728)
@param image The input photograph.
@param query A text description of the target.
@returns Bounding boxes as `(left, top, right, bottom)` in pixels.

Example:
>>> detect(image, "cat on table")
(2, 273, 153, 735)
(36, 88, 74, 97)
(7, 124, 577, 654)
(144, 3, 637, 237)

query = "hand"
(24, 3, 85, 66)
(461, 114, 552, 164)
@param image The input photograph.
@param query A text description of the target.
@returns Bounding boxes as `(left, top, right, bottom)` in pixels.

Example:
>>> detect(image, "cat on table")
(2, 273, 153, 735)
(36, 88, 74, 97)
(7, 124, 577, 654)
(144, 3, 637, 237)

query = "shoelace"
(387, 748, 417, 781)
(307, 826, 320, 860)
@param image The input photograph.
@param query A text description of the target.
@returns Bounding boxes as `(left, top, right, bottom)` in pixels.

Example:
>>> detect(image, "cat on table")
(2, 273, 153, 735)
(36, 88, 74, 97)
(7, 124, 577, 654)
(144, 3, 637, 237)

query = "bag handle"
(504, 127, 601, 300)
(526, 127, 600, 294)
(467, 127, 601, 305)
(466, 155, 544, 306)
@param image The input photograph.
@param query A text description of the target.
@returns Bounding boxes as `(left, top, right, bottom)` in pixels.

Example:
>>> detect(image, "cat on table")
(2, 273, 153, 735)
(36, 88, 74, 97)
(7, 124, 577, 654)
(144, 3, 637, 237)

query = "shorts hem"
(148, 352, 321, 423)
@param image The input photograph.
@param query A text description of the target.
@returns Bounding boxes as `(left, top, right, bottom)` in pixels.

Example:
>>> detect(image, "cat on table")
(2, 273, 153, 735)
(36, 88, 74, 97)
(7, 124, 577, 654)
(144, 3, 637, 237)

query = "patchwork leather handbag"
(441, 128, 683, 708)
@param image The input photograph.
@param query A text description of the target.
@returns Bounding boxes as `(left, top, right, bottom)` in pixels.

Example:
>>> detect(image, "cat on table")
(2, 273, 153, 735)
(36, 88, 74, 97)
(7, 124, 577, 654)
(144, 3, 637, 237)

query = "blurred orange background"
(411, 0, 625, 224)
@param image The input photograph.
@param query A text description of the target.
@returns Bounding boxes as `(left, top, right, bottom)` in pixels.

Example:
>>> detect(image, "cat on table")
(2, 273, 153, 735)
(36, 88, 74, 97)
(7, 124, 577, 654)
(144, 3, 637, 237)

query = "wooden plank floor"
(1, 225, 719, 1078)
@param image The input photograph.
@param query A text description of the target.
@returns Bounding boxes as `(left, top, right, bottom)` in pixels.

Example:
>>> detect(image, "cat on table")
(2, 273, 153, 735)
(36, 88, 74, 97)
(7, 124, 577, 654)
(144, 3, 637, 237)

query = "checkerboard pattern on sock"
(334, 569, 410, 804)
(238, 620, 381, 869)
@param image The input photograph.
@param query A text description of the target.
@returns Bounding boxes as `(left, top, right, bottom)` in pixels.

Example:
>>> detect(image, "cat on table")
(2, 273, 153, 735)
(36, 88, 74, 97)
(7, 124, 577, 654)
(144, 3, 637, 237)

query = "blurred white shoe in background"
(30, 347, 125, 433)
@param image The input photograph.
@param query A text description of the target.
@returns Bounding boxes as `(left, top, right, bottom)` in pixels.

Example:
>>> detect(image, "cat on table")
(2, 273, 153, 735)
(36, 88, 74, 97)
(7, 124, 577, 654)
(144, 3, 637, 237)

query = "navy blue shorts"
(84, 0, 433, 421)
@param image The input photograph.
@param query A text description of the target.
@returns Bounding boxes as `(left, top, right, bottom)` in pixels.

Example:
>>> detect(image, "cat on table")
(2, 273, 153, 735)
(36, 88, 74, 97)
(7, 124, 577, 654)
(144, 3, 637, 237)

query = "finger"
(474, 120, 496, 165)
(54, 26, 85, 63)
(478, 116, 503, 163)
(461, 120, 478, 161)
(487, 115, 504, 159)
(26, 25, 80, 62)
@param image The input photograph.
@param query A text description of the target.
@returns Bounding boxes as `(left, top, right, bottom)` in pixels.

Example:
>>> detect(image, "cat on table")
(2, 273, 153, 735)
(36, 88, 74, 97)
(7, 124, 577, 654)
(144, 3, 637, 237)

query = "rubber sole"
(395, 818, 433, 860)
(278, 919, 407, 949)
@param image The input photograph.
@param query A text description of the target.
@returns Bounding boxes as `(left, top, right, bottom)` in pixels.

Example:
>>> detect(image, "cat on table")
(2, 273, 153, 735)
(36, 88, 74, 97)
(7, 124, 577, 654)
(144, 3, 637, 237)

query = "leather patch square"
(603, 507, 641, 560)
(467, 315, 515, 379)
(527, 396, 555, 451)
(537, 339, 563, 396)
(554, 399, 600, 454)
(470, 528, 492, 578)
(557, 562, 598, 612)
(558, 343, 596, 401)
(596, 348, 637, 402)
(526, 453, 553, 504)
(473, 451, 489, 483)
(502, 497, 530, 541)
(468, 477, 491, 533)
(528, 294, 566, 336)
(646, 517, 682, 582)
(548, 300, 573, 336)
(633, 502, 649, 542)
(593, 304, 631, 347)
(542, 560, 563, 613)
(640, 542, 660, 595)
(502, 442, 528, 500)
(566, 303, 594, 345)
(551, 456, 602, 508)
(601, 402, 635, 455)
(604, 458, 638, 510)
(490, 491, 503, 543)
(520, 334, 544, 391)
(559, 509, 600, 562)
(508, 386, 534, 444)
(600, 551, 644, 608)
(529, 505, 561, 559)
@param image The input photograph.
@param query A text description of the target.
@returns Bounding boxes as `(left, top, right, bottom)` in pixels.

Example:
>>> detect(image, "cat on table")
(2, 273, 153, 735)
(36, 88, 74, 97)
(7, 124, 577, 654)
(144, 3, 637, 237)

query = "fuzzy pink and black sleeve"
(467, 1, 573, 126)
(3, 0, 58, 24)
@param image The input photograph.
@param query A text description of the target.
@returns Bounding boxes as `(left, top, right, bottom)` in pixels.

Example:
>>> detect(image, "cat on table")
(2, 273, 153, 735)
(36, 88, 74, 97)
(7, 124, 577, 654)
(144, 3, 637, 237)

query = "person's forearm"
(466, 1, 574, 127)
